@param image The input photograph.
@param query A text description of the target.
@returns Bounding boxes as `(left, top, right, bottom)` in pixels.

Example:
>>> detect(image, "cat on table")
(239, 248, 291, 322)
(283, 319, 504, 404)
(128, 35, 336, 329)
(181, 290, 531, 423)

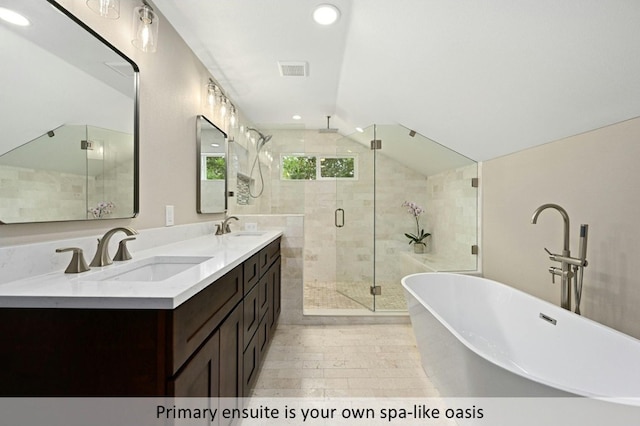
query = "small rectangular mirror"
(196, 115, 227, 213)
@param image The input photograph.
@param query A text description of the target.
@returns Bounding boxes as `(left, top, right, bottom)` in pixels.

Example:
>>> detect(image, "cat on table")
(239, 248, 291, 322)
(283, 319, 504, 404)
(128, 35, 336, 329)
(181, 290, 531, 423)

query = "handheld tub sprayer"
(573, 224, 589, 315)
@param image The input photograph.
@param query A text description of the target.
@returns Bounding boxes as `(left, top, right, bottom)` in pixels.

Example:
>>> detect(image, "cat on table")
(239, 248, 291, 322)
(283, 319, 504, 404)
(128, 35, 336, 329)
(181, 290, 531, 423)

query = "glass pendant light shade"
(86, 0, 120, 19)
(132, 3, 159, 53)
(230, 106, 238, 128)
(207, 81, 217, 107)
(219, 97, 228, 118)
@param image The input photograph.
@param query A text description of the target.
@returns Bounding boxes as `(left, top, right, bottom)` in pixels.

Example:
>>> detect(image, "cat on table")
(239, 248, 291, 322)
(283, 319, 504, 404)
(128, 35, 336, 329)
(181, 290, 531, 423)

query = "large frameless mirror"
(196, 115, 227, 214)
(0, 0, 139, 224)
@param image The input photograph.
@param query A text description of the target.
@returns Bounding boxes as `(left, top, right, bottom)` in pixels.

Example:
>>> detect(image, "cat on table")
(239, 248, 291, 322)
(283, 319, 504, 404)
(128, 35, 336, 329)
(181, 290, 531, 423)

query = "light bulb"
(220, 98, 227, 117)
(132, 4, 158, 53)
(206, 82, 217, 107)
(230, 106, 237, 128)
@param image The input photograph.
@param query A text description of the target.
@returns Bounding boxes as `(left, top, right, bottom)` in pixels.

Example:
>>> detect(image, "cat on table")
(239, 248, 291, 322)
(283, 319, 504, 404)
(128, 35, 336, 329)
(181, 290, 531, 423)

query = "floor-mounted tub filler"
(402, 272, 640, 405)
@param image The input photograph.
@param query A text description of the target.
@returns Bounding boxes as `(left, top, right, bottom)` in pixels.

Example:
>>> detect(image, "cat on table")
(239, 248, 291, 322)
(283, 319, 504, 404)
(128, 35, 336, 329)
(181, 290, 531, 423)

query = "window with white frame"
(280, 154, 357, 180)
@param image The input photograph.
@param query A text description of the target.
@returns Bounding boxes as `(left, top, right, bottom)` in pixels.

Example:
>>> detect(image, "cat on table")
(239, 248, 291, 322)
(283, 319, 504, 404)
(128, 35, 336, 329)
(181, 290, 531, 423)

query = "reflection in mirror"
(197, 115, 227, 214)
(0, 0, 138, 224)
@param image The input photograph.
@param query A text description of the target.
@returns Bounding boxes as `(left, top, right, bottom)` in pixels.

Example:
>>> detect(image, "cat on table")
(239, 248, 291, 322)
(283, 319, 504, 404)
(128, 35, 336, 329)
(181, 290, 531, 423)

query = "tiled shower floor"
(304, 281, 408, 312)
(250, 324, 439, 397)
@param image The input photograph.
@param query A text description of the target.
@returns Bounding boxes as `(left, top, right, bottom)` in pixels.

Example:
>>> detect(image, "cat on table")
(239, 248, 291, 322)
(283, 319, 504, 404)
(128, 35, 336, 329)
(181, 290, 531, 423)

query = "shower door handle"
(335, 208, 345, 228)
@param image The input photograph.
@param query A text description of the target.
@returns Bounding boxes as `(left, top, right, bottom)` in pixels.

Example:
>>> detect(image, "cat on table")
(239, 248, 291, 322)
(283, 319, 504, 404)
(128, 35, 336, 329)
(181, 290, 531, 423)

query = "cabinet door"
(219, 302, 243, 397)
(170, 330, 220, 397)
(269, 257, 282, 332)
(243, 283, 260, 349)
(258, 275, 269, 321)
(243, 332, 259, 397)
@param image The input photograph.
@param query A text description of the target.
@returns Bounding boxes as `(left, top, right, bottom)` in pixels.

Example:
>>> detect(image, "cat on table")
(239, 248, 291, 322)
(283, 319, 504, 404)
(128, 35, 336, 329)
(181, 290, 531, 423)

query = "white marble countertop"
(0, 230, 282, 310)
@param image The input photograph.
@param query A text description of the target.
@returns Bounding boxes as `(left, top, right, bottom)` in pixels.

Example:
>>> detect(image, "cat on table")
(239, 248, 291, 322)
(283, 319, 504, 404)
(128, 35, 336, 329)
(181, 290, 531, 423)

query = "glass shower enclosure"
(333, 124, 478, 312)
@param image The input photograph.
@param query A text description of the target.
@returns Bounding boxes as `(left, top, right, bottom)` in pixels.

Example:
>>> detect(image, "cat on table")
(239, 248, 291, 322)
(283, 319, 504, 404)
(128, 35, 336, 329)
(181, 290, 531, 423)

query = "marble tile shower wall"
(425, 164, 478, 271)
(0, 161, 133, 222)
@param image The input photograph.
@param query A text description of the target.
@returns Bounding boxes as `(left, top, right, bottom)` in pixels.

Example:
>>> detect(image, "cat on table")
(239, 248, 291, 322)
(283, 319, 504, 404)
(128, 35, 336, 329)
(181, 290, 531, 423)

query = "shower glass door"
(334, 126, 376, 311)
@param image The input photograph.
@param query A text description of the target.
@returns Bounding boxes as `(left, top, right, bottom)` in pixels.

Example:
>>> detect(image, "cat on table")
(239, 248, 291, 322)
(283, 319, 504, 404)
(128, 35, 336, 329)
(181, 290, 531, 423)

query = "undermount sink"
(231, 231, 267, 237)
(82, 256, 213, 282)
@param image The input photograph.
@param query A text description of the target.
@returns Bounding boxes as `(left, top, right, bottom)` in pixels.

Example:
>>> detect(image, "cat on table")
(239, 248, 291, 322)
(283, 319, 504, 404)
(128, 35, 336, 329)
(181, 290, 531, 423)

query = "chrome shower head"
(248, 128, 272, 149)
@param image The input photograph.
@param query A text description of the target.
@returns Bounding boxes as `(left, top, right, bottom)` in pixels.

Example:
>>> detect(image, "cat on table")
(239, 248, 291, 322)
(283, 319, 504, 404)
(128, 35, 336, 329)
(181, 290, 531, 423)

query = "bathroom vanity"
(0, 232, 281, 397)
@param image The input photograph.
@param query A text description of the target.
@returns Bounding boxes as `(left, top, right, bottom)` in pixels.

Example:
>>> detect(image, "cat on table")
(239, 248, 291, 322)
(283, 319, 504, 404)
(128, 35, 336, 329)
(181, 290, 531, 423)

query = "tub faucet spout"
(531, 204, 572, 310)
(531, 203, 570, 254)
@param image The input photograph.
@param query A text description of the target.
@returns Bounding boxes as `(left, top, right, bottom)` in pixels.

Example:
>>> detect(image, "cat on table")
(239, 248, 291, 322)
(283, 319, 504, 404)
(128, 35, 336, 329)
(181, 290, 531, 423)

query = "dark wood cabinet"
(0, 237, 281, 397)
(219, 302, 244, 397)
(170, 330, 220, 397)
(241, 237, 281, 396)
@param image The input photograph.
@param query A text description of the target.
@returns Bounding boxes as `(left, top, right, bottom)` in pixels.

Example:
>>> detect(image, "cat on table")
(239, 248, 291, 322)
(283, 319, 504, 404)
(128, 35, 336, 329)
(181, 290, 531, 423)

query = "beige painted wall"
(482, 116, 640, 339)
(0, 0, 232, 245)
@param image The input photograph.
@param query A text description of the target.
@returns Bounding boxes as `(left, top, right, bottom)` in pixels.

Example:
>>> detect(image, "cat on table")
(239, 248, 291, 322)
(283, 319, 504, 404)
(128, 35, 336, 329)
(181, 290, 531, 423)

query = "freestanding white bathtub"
(402, 272, 640, 404)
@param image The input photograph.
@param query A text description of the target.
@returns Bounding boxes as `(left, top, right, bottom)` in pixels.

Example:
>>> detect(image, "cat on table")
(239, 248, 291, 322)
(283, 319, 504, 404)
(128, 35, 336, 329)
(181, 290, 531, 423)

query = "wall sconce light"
(229, 105, 238, 128)
(219, 97, 228, 118)
(206, 80, 218, 107)
(132, 2, 159, 53)
(86, 0, 120, 19)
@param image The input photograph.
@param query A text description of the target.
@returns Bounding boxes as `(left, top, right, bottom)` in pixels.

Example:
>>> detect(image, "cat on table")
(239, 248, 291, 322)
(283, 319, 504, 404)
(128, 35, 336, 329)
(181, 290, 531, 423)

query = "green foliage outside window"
(320, 157, 355, 178)
(282, 156, 317, 180)
(281, 155, 356, 180)
(205, 156, 226, 180)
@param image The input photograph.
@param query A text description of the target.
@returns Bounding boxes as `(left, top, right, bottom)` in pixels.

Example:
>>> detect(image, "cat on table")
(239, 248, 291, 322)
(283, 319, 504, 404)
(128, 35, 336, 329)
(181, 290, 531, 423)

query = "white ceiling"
(153, 0, 640, 162)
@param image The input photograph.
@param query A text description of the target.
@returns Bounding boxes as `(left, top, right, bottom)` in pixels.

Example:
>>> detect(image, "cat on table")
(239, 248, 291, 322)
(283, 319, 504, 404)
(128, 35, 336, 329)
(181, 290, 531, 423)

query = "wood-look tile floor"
(250, 324, 440, 397)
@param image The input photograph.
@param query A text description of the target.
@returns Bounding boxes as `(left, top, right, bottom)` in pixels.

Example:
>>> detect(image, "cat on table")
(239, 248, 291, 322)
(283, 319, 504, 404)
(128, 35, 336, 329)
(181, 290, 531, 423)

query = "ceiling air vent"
(278, 61, 308, 77)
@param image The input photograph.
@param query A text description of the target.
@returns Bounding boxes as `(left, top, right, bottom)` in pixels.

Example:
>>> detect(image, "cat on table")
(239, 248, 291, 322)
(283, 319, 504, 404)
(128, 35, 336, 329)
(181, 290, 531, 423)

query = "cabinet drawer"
(243, 252, 260, 295)
(266, 238, 281, 266)
(258, 238, 281, 277)
(171, 265, 243, 374)
(258, 246, 269, 276)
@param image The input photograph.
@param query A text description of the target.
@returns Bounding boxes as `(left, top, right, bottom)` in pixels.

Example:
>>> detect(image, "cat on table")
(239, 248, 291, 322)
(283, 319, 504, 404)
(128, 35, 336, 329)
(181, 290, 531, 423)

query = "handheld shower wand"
(573, 224, 589, 315)
(247, 128, 272, 198)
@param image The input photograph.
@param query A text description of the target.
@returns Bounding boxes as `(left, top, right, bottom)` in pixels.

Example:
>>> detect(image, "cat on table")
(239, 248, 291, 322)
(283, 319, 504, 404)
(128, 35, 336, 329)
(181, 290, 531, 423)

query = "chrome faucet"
(215, 216, 239, 235)
(90, 226, 139, 267)
(531, 204, 588, 313)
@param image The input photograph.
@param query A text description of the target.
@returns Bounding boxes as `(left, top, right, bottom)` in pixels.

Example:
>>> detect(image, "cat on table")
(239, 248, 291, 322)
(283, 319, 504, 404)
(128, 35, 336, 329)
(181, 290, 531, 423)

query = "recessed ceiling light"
(211, 143, 220, 147)
(313, 4, 340, 26)
(355, 127, 364, 133)
(0, 7, 30, 26)
(292, 114, 302, 120)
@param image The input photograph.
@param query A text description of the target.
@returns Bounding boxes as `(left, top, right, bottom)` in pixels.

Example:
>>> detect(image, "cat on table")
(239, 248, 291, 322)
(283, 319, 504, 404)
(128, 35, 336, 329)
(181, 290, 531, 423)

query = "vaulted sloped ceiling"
(154, 0, 640, 161)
